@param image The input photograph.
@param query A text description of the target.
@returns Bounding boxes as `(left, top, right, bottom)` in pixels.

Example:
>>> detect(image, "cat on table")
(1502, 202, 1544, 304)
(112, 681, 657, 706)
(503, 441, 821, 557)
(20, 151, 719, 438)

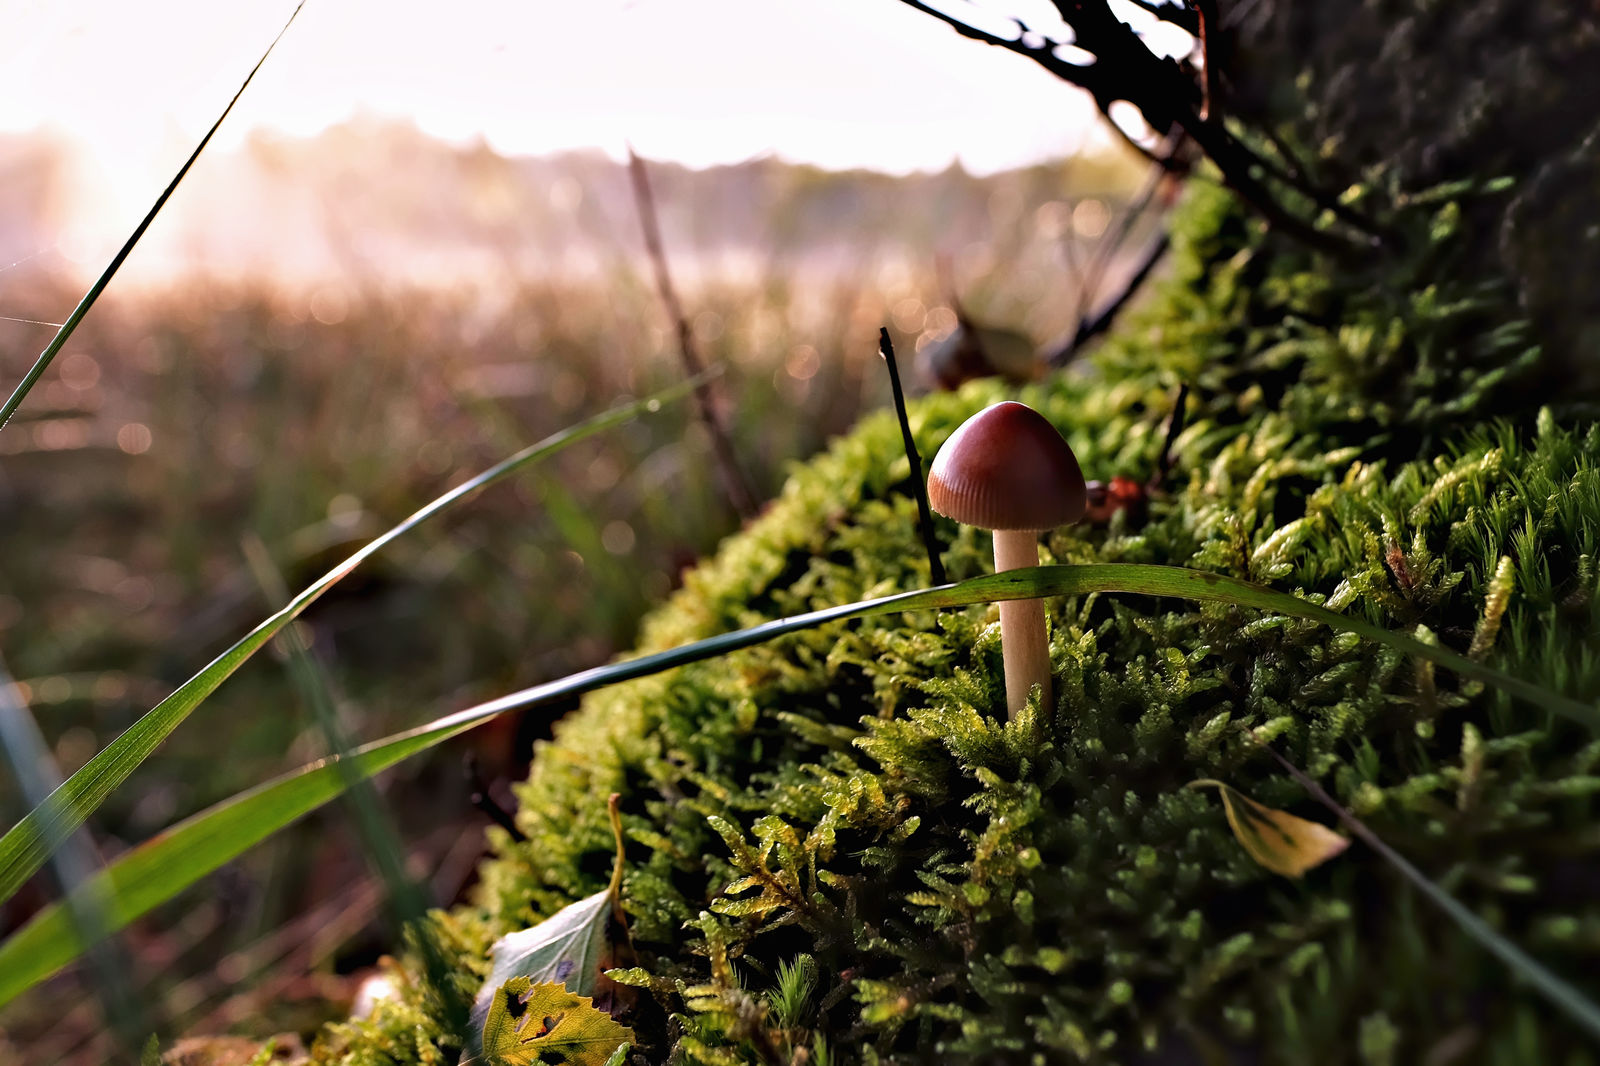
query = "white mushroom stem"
(991, 529, 1052, 717)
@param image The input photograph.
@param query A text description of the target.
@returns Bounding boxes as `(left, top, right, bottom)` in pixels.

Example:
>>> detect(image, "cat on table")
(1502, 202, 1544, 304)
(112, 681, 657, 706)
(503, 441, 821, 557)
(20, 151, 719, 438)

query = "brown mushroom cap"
(927, 401, 1087, 530)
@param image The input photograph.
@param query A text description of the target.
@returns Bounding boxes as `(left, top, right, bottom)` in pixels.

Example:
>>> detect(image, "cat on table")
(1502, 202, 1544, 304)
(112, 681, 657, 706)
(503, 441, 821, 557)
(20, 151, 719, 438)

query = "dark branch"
(464, 754, 527, 843)
(906, 0, 1386, 256)
(1152, 382, 1190, 487)
(627, 149, 759, 519)
(1118, 0, 1200, 34)
(1049, 134, 1180, 369)
(891, 0, 1106, 94)
(1081, 130, 1185, 315)
(878, 328, 946, 585)
(1045, 231, 1171, 365)
(1223, 117, 1397, 244)
(1172, 112, 1370, 254)
(1099, 105, 1184, 170)
(1194, 0, 1217, 118)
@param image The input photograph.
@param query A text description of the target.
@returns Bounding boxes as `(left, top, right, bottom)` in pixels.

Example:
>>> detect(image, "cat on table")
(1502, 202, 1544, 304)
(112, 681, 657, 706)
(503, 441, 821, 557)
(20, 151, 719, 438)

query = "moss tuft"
(311, 184, 1600, 1064)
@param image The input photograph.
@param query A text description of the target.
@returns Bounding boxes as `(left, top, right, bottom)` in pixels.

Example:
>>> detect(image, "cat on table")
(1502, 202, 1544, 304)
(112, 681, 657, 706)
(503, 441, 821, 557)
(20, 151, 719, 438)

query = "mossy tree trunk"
(1221, 0, 1600, 387)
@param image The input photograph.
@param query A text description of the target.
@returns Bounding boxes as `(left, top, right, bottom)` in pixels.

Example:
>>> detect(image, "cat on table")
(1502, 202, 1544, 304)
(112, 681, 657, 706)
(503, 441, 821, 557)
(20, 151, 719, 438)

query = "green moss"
(308, 183, 1600, 1064)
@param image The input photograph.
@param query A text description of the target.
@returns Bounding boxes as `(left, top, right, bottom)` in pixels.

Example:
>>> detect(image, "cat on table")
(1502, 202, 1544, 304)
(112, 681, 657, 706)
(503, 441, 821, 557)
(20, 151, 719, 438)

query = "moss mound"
(310, 181, 1600, 1065)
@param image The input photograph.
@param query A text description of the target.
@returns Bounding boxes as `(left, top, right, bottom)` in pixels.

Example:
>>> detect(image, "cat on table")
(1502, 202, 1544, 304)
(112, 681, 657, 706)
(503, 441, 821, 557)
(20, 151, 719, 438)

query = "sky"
(0, 0, 1193, 278)
(0, 0, 1188, 186)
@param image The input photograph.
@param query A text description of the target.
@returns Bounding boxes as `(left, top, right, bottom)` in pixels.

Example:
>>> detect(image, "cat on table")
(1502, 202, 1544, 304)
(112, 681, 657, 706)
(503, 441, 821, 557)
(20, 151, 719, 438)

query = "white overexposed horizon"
(1, 0, 1190, 277)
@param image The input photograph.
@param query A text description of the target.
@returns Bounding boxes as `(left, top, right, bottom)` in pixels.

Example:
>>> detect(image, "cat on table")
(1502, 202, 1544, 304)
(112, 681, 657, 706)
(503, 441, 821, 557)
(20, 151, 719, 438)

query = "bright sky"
(0, 0, 1154, 200)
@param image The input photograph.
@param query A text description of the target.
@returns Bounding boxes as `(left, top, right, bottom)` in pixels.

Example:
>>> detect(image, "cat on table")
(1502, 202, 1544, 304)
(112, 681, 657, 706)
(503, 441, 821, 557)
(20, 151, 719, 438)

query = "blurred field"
(0, 129, 1148, 1059)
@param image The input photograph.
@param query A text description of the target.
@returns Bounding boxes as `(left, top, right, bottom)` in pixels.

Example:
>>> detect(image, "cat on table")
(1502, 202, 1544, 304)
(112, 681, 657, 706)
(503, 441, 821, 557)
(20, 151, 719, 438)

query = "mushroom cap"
(927, 401, 1087, 530)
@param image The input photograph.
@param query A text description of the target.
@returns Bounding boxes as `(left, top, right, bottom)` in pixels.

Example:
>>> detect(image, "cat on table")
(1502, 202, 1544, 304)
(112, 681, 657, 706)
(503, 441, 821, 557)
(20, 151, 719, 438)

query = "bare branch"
(1098, 104, 1184, 170)
(898, 0, 1387, 256)
(1083, 129, 1184, 308)
(626, 149, 759, 519)
(1118, 0, 1200, 34)
(1045, 230, 1171, 365)
(1047, 133, 1185, 367)
(1223, 117, 1397, 244)
(1174, 113, 1376, 253)
(891, 0, 1103, 94)
(1194, 0, 1216, 119)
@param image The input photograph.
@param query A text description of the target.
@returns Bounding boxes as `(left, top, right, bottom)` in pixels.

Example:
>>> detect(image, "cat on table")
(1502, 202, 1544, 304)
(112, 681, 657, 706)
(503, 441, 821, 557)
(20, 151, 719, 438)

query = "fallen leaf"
(480, 978, 633, 1066)
(1190, 779, 1349, 878)
(465, 796, 633, 1064)
(477, 888, 613, 1001)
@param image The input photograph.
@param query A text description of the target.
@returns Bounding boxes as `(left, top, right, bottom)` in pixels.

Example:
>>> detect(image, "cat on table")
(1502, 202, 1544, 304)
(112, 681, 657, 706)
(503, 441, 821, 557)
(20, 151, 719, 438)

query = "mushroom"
(927, 401, 1086, 717)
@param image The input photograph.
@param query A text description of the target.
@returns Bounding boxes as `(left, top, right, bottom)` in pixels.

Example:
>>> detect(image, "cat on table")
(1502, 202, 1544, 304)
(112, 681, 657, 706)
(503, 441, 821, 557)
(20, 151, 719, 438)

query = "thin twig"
(902, 0, 1382, 256)
(1056, 217, 1090, 300)
(1119, 0, 1200, 33)
(1151, 382, 1190, 487)
(1099, 105, 1184, 172)
(1175, 114, 1364, 254)
(1046, 231, 1171, 366)
(1059, 130, 1185, 362)
(1219, 117, 1394, 241)
(1088, 137, 1179, 290)
(626, 149, 758, 519)
(1264, 746, 1600, 1043)
(0, 1, 307, 432)
(1194, 0, 1217, 119)
(1247, 119, 1310, 185)
(891, 0, 1109, 95)
(878, 328, 946, 585)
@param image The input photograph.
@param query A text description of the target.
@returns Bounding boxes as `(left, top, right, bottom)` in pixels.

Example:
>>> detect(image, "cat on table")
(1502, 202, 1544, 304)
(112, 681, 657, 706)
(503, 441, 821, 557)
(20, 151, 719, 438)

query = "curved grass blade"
(242, 535, 423, 923)
(2, 561, 1589, 1005)
(0, 714, 452, 1008)
(0, 657, 145, 1040)
(0, 2, 308, 432)
(1266, 748, 1600, 1043)
(0, 374, 712, 909)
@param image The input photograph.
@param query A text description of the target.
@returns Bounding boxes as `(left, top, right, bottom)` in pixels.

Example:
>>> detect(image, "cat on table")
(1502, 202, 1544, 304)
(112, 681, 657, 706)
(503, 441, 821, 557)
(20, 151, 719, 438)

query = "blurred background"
(0, 1, 1171, 1059)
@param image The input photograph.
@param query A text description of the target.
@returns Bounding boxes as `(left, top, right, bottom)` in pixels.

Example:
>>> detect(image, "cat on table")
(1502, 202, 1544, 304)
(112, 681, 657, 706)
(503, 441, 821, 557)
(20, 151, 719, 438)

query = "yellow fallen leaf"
(481, 977, 634, 1066)
(1189, 779, 1349, 878)
(468, 795, 636, 1062)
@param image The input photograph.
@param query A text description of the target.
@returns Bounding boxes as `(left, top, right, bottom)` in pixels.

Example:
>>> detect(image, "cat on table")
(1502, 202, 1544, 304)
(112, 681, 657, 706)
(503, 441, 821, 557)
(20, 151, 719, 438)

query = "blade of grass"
(0, 2, 308, 432)
(2, 561, 1591, 1005)
(1265, 747, 1600, 1043)
(241, 534, 425, 924)
(0, 373, 713, 909)
(0, 712, 449, 1008)
(0, 657, 147, 1041)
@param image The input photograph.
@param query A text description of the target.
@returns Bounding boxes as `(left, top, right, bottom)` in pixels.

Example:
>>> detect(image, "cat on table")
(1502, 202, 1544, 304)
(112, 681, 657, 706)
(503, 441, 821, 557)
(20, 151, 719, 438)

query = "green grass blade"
(0, 658, 146, 1039)
(0, 375, 711, 909)
(0, 716, 453, 1008)
(2, 561, 1588, 1005)
(1268, 749, 1600, 1043)
(0, 3, 308, 432)
(242, 536, 425, 923)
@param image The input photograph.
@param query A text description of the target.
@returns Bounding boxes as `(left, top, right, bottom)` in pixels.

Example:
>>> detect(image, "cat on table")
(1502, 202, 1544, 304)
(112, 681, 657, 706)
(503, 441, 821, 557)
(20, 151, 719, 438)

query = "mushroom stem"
(992, 529, 1052, 717)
